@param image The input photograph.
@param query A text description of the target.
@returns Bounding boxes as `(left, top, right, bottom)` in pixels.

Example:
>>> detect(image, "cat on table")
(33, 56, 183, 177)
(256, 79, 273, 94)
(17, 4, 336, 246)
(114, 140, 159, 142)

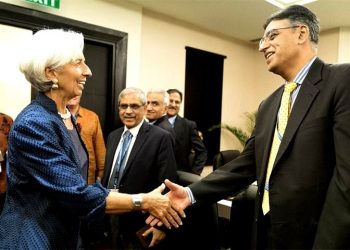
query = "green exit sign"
(25, 0, 60, 9)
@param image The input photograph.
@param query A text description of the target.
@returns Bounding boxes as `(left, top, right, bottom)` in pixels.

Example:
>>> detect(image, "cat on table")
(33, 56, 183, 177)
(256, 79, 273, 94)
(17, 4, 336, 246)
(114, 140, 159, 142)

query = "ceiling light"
(265, 0, 318, 9)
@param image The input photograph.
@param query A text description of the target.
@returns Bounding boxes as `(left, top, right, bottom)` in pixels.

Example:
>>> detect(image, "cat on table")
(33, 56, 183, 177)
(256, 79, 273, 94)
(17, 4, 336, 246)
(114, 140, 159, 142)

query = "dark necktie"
(107, 130, 133, 189)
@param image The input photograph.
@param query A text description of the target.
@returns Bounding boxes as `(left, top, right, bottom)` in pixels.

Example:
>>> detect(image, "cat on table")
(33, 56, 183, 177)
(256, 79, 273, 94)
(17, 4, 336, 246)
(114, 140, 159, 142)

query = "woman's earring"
(52, 79, 59, 89)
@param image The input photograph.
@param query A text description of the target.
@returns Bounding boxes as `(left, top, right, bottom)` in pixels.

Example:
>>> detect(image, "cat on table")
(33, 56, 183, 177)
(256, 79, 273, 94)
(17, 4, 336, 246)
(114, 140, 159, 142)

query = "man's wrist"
(185, 187, 196, 204)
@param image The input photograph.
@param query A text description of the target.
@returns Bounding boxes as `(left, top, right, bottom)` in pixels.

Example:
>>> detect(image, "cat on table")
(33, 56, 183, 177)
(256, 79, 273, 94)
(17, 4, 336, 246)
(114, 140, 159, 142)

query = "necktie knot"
(284, 82, 298, 93)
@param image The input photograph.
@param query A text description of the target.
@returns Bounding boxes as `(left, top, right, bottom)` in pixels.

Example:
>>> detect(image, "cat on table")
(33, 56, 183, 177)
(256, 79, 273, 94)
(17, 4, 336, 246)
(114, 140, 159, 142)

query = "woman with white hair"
(0, 29, 183, 249)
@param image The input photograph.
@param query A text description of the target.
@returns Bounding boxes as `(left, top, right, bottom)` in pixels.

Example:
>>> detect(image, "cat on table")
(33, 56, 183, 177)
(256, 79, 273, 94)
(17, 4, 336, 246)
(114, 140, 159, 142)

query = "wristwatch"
(131, 194, 143, 209)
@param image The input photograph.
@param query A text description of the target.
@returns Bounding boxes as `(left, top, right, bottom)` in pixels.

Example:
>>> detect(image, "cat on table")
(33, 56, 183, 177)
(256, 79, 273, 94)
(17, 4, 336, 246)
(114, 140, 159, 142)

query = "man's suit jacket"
(153, 115, 176, 140)
(173, 116, 207, 175)
(189, 58, 350, 249)
(102, 121, 178, 236)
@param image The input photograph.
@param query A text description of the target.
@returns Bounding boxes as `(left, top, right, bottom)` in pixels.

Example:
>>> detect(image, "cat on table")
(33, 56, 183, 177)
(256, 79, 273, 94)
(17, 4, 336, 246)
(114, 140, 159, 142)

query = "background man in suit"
(146, 89, 174, 137)
(67, 96, 106, 184)
(151, 5, 350, 249)
(102, 87, 178, 249)
(167, 89, 207, 175)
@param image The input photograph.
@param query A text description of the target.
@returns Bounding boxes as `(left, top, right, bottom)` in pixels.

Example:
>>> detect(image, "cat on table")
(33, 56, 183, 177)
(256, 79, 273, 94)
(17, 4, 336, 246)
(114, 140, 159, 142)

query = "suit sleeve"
(188, 120, 207, 175)
(189, 130, 256, 206)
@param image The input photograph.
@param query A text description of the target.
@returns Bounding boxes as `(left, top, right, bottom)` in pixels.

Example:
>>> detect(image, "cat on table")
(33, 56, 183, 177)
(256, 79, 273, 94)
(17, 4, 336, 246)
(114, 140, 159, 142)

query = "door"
(184, 47, 226, 164)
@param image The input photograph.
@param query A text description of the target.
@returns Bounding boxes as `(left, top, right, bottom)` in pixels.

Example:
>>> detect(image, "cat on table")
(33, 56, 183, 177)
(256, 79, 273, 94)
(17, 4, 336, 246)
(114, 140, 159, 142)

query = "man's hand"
(165, 179, 191, 210)
(142, 183, 185, 229)
(143, 226, 166, 248)
(146, 179, 191, 227)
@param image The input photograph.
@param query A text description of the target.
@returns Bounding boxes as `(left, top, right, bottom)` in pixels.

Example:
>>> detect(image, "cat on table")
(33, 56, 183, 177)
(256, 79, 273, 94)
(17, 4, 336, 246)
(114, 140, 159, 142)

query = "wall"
(338, 27, 350, 63)
(0, 25, 32, 119)
(318, 28, 339, 63)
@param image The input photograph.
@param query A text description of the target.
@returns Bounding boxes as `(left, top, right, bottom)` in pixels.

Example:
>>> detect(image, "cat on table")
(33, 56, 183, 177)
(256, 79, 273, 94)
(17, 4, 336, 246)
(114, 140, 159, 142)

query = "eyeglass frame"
(259, 25, 301, 48)
(118, 103, 144, 110)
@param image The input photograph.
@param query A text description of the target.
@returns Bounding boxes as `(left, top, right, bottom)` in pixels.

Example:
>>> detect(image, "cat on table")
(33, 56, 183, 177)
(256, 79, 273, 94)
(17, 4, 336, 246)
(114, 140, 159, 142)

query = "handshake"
(106, 179, 191, 229)
(106, 179, 192, 248)
(143, 179, 192, 229)
(138, 179, 192, 248)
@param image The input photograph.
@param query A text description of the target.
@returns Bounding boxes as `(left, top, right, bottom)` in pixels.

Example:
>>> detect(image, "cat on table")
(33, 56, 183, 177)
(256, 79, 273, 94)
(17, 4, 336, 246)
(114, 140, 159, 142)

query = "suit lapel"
(120, 121, 149, 180)
(274, 58, 323, 167)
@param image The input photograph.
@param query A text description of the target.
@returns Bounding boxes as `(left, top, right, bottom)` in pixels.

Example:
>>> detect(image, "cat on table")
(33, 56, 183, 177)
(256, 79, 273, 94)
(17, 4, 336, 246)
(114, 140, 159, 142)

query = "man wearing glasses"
(151, 5, 350, 249)
(102, 87, 177, 249)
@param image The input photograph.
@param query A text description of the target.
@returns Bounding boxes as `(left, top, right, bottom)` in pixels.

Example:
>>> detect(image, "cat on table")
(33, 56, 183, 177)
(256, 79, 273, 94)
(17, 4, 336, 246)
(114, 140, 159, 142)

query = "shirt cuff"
(185, 187, 196, 204)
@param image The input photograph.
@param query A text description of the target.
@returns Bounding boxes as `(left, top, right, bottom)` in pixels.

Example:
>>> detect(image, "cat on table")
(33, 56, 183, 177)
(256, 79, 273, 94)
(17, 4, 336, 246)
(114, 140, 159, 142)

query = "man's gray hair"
(118, 87, 147, 105)
(147, 89, 169, 105)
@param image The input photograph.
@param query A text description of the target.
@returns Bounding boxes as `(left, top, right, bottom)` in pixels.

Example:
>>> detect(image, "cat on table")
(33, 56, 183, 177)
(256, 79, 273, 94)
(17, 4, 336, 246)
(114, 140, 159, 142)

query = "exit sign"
(25, 0, 60, 9)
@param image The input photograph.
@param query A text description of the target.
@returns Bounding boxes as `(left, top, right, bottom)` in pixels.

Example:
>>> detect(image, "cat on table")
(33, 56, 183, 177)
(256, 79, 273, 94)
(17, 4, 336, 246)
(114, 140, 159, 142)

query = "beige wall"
(0, 25, 32, 119)
(318, 28, 339, 63)
(338, 27, 350, 63)
(0, 0, 348, 151)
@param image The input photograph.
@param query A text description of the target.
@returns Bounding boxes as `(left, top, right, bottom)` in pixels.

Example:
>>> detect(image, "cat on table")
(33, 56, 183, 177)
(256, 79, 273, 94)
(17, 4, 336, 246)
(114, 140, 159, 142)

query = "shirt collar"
(290, 56, 317, 85)
(123, 119, 144, 137)
(168, 115, 177, 127)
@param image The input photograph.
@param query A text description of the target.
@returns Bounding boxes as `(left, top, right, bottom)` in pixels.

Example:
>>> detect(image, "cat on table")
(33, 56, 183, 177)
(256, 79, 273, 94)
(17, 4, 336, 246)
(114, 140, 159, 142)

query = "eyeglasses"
(119, 103, 143, 110)
(259, 25, 300, 47)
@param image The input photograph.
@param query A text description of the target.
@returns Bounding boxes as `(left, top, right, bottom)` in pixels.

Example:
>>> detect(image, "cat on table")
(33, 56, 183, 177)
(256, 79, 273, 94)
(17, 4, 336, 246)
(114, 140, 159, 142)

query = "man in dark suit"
(102, 87, 178, 249)
(167, 89, 207, 175)
(146, 89, 175, 138)
(153, 5, 350, 249)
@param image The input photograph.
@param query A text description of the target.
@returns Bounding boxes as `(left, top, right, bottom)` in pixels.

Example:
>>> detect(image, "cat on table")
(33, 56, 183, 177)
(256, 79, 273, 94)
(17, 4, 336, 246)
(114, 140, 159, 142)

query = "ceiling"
(125, 0, 350, 43)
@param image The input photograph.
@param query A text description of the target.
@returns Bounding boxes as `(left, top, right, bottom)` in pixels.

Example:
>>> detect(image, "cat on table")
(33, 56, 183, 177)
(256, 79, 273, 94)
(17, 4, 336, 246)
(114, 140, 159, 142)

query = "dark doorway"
(82, 41, 113, 137)
(184, 47, 226, 165)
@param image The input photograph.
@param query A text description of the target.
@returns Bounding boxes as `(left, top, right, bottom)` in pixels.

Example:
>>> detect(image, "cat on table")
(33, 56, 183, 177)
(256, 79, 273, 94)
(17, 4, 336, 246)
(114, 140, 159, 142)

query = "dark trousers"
(109, 215, 145, 250)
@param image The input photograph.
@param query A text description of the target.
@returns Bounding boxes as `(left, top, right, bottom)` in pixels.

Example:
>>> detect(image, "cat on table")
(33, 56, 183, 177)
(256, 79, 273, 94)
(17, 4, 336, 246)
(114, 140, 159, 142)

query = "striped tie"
(107, 130, 133, 189)
(262, 82, 298, 215)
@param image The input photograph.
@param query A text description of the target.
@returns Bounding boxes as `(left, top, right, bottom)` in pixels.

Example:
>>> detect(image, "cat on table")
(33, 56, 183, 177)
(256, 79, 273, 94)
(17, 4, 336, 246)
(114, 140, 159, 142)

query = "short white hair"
(147, 89, 169, 106)
(19, 29, 84, 92)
